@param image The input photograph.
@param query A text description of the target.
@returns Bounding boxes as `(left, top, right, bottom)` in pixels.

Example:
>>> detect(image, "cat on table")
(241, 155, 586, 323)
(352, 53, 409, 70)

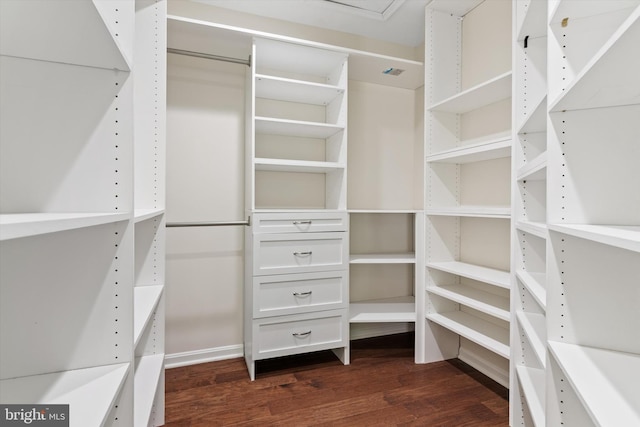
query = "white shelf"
(427, 311, 510, 359)
(516, 0, 548, 41)
(255, 74, 344, 105)
(516, 311, 546, 367)
(134, 285, 164, 348)
(426, 133, 512, 164)
(349, 296, 415, 323)
(0, 363, 130, 427)
(427, 261, 510, 289)
(0, 213, 130, 241)
(0, 0, 131, 71)
(516, 365, 546, 427)
(350, 253, 416, 264)
(254, 158, 345, 174)
(426, 206, 511, 219)
(427, 284, 510, 321)
(517, 95, 547, 135)
(134, 209, 165, 223)
(548, 224, 640, 253)
(134, 354, 165, 427)
(548, 341, 640, 427)
(255, 116, 344, 138)
(517, 152, 547, 181)
(428, 71, 512, 114)
(549, 7, 640, 112)
(348, 209, 422, 214)
(550, 0, 640, 25)
(515, 220, 548, 240)
(516, 270, 547, 311)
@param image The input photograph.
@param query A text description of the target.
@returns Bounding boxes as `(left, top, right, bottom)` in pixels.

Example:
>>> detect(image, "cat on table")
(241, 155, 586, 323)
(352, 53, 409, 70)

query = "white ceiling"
(191, 0, 433, 47)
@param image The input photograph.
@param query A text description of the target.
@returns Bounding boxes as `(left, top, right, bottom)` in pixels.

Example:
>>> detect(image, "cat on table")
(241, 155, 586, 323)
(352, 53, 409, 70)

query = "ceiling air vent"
(383, 68, 405, 76)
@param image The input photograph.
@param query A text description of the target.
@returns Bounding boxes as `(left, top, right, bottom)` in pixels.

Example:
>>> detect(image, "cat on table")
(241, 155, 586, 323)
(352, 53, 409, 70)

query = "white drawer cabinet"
(244, 212, 350, 380)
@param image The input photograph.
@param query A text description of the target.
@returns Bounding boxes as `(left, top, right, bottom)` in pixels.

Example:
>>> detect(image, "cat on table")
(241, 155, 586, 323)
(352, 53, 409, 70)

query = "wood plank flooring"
(165, 333, 509, 426)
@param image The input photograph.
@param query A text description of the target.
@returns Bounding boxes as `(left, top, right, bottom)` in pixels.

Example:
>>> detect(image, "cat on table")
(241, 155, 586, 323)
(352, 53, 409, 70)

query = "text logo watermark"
(0, 405, 68, 426)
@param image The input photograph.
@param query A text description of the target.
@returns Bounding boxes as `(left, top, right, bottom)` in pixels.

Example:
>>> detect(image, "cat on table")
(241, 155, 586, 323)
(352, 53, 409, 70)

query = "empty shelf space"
(548, 341, 640, 427)
(516, 220, 548, 239)
(134, 209, 165, 223)
(427, 261, 510, 289)
(426, 133, 512, 164)
(0, 363, 130, 426)
(517, 152, 547, 181)
(349, 253, 416, 264)
(254, 158, 345, 173)
(134, 354, 165, 427)
(134, 285, 164, 347)
(516, 365, 546, 427)
(516, 311, 546, 366)
(517, 95, 547, 134)
(255, 117, 344, 138)
(426, 206, 511, 218)
(515, 270, 547, 310)
(548, 224, 640, 253)
(350, 296, 416, 323)
(427, 284, 510, 321)
(0, 212, 130, 241)
(427, 311, 510, 359)
(428, 71, 512, 114)
(517, 0, 548, 41)
(255, 74, 344, 105)
(549, 8, 640, 112)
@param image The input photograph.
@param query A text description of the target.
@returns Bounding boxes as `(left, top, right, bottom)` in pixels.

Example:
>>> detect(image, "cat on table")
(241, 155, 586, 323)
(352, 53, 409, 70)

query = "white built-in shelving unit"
(424, 0, 513, 388)
(544, 1, 640, 426)
(0, 1, 166, 425)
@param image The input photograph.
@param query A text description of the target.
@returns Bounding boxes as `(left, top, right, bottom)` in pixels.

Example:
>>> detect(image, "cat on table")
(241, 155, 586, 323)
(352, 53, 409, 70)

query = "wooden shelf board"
(134, 285, 164, 348)
(427, 261, 510, 289)
(517, 152, 547, 181)
(426, 206, 511, 219)
(548, 341, 640, 426)
(515, 365, 546, 427)
(515, 270, 547, 311)
(428, 71, 512, 114)
(255, 117, 344, 139)
(427, 311, 510, 359)
(549, 8, 640, 112)
(349, 296, 415, 323)
(516, 311, 546, 367)
(427, 284, 510, 321)
(426, 133, 512, 164)
(254, 158, 345, 174)
(255, 74, 344, 105)
(0, 213, 130, 241)
(548, 224, 640, 253)
(134, 354, 164, 427)
(515, 221, 548, 240)
(350, 253, 416, 264)
(0, 363, 130, 427)
(134, 209, 165, 223)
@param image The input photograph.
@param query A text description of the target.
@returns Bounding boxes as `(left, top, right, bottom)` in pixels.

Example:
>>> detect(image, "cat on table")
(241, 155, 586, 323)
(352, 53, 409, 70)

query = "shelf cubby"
(515, 365, 545, 427)
(134, 354, 165, 427)
(427, 284, 509, 321)
(516, 311, 546, 367)
(350, 296, 416, 323)
(426, 132, 511, 164)
(428, 71, 512, 114)
(515, 270, 546, 311)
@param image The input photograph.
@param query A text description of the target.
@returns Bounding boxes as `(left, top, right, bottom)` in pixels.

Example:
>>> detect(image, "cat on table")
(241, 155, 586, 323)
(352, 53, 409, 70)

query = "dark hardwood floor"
(165, 333, 509, 426)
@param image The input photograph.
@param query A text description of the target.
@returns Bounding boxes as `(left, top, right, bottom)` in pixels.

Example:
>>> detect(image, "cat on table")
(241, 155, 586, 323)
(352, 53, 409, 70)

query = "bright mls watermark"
(0, 405, 68, 426)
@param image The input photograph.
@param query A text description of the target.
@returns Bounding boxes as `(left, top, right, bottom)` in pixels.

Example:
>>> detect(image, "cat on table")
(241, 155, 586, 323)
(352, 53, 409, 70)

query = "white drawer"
(253, 232, 348, 276)
(252, 212, 348, 234)
(253, 271, 348, 318)
(253, 310, 347, 360)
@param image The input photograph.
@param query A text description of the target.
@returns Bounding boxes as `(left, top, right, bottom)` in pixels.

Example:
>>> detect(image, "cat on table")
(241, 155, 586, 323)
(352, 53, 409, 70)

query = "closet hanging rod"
(167, 47, 251, 66)
(166, 217, 251, 228)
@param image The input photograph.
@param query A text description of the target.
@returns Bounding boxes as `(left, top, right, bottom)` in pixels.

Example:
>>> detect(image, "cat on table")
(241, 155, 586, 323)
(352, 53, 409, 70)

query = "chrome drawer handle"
(293, 251, 312, 256)
(292, 331, 311, 338)
(293, 291, 312, 297)
(293, 220, 312, 225)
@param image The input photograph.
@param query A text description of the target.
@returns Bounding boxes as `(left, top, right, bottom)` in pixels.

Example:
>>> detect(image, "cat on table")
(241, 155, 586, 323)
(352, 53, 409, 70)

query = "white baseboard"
(164, 344, 244, 369)
(350, 323, 414, 341)
(458, 346, 509, 389)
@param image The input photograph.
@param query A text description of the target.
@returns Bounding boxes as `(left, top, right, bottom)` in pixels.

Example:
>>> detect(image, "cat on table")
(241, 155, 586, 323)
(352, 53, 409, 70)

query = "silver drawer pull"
(293, 251, 312, 256)
(292, 331, 311, 338)
(293, 220, 312, 225)
(293, 291, 312, 297)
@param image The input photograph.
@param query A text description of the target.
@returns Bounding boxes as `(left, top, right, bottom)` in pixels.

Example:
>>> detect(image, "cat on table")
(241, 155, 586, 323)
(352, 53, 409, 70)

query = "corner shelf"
(427, 261, 510, 289)
(349, 253, 416, 264)
(0, 213, 129, 241)
(350, 296, 416, 323)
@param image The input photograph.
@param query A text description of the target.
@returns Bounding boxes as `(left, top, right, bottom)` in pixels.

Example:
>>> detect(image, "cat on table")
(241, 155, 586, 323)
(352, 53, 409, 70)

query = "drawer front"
(253, 310, 347, 359)
(253, 232, 348, 275)
(252, 212, 348, 234)
(253, 271, 348, 318)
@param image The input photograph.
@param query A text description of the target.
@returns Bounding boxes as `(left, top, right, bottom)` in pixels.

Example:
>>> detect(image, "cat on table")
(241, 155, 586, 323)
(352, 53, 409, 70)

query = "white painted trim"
(164, 344, 244, 369)
(458, 346, 509, 389)
(350, 323, 414, 341)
